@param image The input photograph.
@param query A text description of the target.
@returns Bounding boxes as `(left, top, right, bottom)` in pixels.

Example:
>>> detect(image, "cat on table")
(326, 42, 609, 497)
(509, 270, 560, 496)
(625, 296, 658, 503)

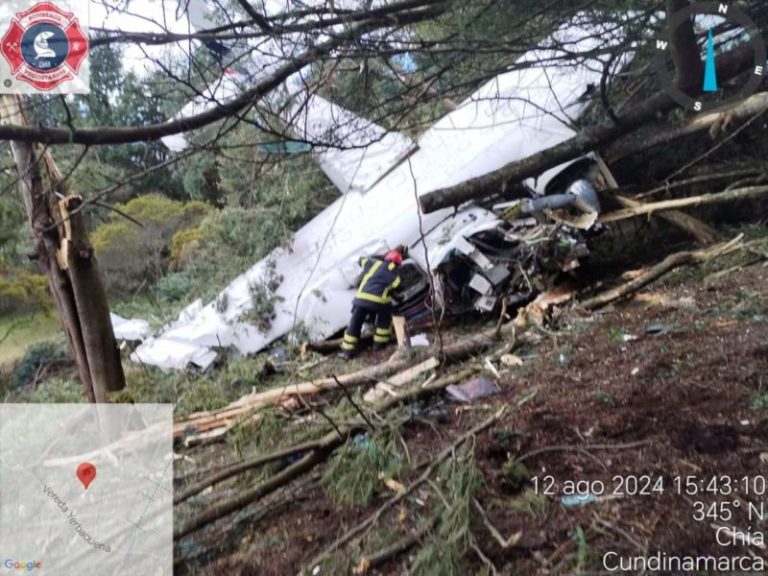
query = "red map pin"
(76, 462, 97, 490)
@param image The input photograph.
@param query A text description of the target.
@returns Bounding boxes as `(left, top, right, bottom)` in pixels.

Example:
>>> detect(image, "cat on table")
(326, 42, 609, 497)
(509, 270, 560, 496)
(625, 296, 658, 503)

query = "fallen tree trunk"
(174, 444, 334, 540)
(600, 185, 768, 224)
(174, 438, 328, 505)
(173, 353, 427, 438)
(418, 44, 754, 214)
(604, 93, 768, 163)
(305, 334, 372, 353)
(580, 235, 742, 310)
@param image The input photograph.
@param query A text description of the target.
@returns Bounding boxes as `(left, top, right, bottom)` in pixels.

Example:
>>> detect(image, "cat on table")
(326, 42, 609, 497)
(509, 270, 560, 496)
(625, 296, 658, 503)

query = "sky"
(89, 0, 199, 74)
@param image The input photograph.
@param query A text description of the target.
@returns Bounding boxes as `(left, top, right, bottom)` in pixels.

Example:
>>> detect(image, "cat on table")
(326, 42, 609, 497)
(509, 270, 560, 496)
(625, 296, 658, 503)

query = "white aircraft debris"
(130, 11, 633, 369)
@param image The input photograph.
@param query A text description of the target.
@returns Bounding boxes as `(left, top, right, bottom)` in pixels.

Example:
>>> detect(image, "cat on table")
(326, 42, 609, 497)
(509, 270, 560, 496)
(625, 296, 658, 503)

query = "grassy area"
(0, 313, 62, 366)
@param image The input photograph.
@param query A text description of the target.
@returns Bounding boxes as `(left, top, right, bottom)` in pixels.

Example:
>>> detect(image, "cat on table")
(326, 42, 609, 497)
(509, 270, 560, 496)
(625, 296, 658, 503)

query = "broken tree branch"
(473, 498, 522, 549)
(356, 517, 439, 573)
(596, 155, 716, 244)
(580, 235, 743, 311)
(614, 195, 717, 244)
(173, 437, 327, 505)
(600, 185, 768, 224)
(175, 444, 335, 540)
(175, 366, 481, 506)
(633, 169, 764, 201)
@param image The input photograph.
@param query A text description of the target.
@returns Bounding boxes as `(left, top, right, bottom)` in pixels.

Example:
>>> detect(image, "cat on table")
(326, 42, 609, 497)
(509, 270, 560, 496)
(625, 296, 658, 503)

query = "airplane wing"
(161, 0, 417, 194)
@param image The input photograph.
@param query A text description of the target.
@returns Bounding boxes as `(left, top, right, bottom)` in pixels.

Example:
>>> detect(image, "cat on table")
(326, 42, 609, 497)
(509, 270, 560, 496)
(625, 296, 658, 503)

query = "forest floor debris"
(172, 224, 768, 575)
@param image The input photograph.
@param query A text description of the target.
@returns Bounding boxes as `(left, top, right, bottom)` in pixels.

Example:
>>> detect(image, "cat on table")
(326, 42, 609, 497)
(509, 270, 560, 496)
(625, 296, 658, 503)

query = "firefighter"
(340, 247, 406, 359)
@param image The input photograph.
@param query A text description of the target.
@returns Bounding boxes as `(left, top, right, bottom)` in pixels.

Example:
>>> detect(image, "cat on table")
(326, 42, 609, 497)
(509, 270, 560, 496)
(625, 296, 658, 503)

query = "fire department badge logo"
(1, 2, 89, 92)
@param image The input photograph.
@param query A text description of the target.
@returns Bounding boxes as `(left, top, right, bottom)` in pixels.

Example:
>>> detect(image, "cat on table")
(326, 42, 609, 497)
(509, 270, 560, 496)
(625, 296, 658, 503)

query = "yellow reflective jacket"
(354, 256, 401, 306)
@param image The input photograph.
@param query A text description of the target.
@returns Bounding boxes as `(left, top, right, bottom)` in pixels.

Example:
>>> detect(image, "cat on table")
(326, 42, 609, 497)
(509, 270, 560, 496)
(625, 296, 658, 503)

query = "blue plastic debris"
(561, 493, 599, 507)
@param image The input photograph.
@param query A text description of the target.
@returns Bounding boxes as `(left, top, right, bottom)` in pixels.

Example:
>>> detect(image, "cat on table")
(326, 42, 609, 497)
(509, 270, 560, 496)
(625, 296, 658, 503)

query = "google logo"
(2, 559, 42, 572)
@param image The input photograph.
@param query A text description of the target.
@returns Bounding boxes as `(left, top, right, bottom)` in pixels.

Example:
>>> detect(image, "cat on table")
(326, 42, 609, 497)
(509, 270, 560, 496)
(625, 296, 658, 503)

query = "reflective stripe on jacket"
(354, 256, 401, 305)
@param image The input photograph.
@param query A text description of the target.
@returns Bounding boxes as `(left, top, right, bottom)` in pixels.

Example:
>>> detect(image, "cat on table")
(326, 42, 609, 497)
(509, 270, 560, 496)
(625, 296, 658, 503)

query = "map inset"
(0, 404, 173, 575)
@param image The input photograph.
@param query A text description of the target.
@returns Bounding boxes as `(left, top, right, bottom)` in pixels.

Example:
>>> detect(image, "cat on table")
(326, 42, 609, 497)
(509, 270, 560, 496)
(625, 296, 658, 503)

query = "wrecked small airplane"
(122, 7, 631, 369)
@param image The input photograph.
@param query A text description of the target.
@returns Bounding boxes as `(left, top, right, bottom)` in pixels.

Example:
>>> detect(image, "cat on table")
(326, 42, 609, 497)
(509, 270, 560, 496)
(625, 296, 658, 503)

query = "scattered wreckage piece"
(109, 313, 150, 341)
(446, 375, 501, 403)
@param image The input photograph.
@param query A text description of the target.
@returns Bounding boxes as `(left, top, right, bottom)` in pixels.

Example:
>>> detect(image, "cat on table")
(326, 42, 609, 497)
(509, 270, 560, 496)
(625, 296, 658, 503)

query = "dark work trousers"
(341, 303, 393, 353)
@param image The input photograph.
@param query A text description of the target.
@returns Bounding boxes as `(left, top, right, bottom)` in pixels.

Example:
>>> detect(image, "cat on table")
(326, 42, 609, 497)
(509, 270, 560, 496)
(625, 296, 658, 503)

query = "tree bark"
(615, 195, 717, 244)
(0, 95, 125, 401)
(667, 0, 703, 95)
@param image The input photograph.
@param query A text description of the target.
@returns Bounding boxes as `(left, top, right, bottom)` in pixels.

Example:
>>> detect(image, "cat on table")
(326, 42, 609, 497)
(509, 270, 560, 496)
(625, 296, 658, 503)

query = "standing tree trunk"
(667, 0, 704, 95)
(0, 95, 125, 402)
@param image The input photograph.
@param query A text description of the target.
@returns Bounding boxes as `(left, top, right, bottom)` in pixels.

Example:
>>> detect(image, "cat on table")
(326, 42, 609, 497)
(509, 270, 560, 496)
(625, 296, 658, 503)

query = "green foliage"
(180, 152, 226, 206)
(232, 408, 286, 458)
(28, 377, 83, 403)
(501, 460, 529, 492)
(146, 153, 337, 318)
(242, 264, 284, 332)
(323, 432, 403, 507)
(170, 227, 207, 266)
(411, 447, 480, 575)
(0, 268, 50, 315)
(177, 379, 229, 415)
(0, 364, 12, 399)
(200, 207, 290, 260)
(91, 195, 212, 295)
(411, 541, 463, 576)
(0, 197, 24, 253)
(0, 313, 61, 367)
(12, 342, 68, 390)
(572, 525, 588, 573)
(589, 389, 616, 407)
(153, 272, 195, 304)
(731, 290, 767, 321)
(506, 489, 550, 517)
(115, 354, 268, 417)
(752, 392, 768, 411)
(608, 327, 626, 343)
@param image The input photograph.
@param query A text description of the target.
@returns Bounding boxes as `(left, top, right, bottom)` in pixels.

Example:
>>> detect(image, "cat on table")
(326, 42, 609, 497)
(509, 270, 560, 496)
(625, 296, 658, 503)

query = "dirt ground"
(180, 236, 768, 575)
